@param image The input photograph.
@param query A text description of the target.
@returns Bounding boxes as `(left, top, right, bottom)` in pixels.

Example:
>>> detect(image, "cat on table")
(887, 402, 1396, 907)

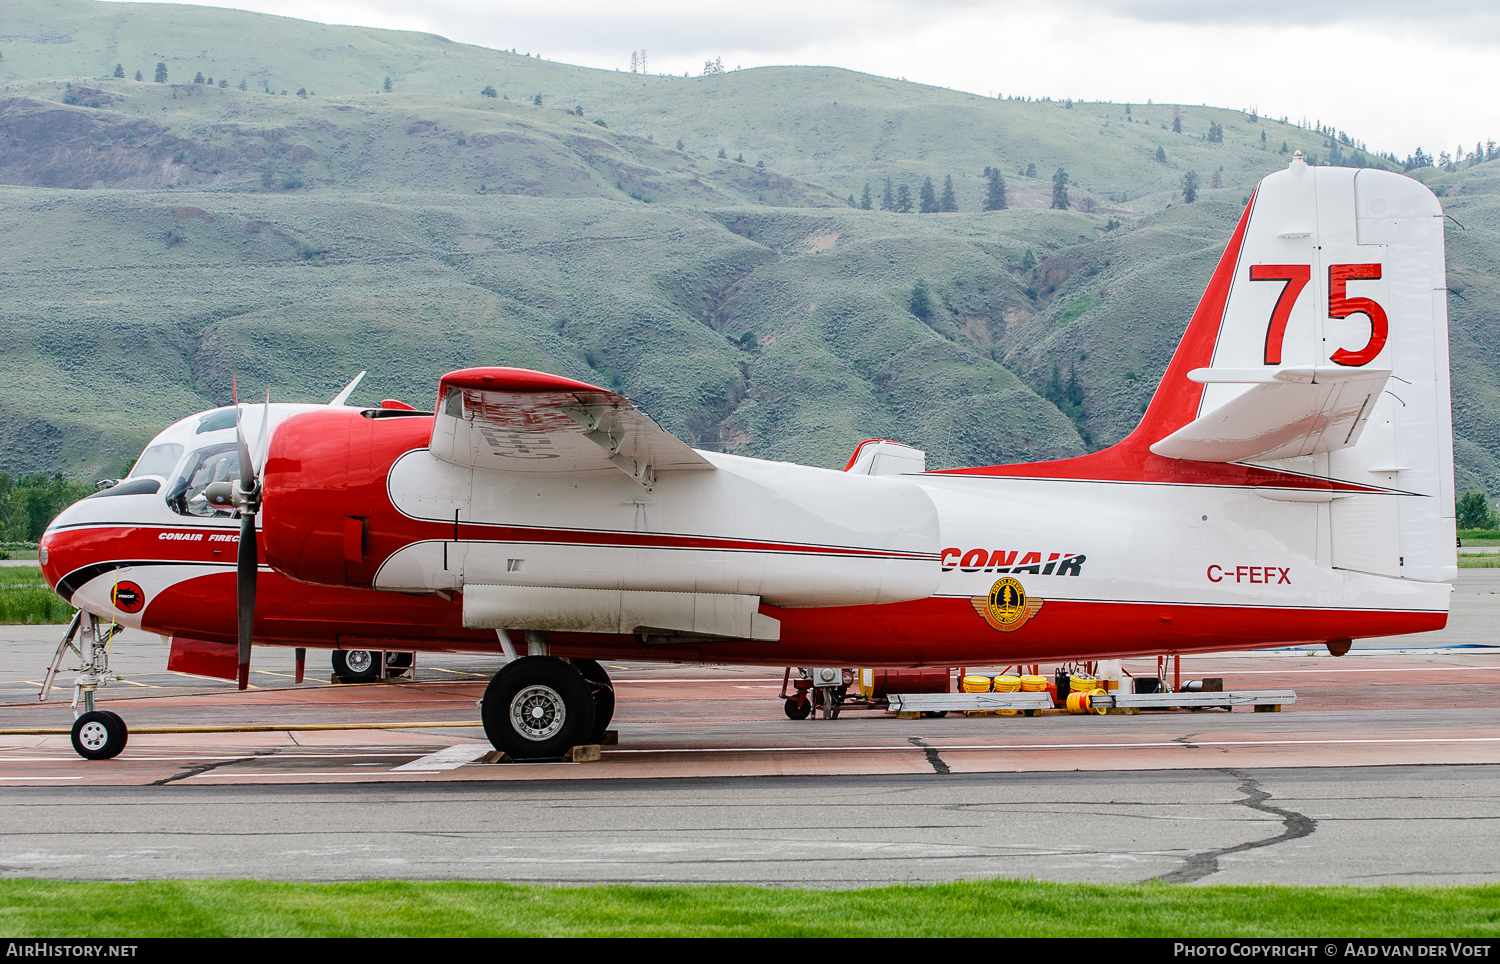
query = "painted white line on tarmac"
(392, 745, 490, 771)
(0, 776, 82, 780)
(606, 736, 1500, 754)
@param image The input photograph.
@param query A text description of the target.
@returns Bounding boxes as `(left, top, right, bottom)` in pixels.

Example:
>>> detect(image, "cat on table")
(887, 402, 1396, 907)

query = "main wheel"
(332, 649, 381, 683)
(784, 697, 812, 720)
(71, 710, 127, 760)
(481, 657, 596, 759)
(572, 659, 615, 743)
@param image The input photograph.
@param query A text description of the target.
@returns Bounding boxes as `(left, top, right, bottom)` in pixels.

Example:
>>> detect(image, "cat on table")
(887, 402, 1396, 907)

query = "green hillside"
(2, 0, 1497, 496)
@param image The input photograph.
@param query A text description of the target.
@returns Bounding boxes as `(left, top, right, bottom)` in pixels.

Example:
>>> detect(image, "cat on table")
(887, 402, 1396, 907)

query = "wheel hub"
(510, 684, 566, 741)
(345, 650, 373, 674)
(78, 721, 109, 751)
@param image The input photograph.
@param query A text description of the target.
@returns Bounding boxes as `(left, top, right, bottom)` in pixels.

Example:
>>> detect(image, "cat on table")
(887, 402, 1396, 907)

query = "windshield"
(129, 443, 184, 480)
(165, 443, 240, 517)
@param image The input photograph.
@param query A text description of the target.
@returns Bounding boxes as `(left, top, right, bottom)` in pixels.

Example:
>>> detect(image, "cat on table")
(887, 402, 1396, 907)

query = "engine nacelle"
(261, 407, 433, 588)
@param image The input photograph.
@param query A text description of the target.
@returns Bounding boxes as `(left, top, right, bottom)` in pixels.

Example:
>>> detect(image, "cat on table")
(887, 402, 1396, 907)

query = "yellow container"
(1019, 674, 1048, 692)
(961, 674, 991, 716)
(1065, 691, 1091, 715)
(1070, 674, 1097, 697)
(1089, 688, 1110, 716)
(992, 674, 1022, 715)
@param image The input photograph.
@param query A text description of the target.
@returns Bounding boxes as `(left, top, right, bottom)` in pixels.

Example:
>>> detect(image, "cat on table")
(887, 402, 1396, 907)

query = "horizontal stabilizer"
(429, 368, 714, 485)
(1150, 367, 1390, 463)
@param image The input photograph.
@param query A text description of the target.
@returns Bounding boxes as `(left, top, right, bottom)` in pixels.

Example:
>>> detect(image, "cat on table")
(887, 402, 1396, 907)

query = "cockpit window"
(129, 443, 184, 480)
(196, 408, 238, 434)
(165, 443, 240, 517)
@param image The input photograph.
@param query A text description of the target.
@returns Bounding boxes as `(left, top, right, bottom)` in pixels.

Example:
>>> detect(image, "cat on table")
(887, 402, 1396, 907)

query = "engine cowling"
(261, 407, 432, 587)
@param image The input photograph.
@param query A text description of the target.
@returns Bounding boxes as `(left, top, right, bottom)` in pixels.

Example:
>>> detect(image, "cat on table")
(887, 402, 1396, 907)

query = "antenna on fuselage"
(328, 371, 367, 406)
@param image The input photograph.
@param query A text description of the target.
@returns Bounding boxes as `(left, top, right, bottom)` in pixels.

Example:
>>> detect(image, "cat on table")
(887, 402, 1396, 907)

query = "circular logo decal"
(987, 576, 1028, 627)
(111, 581, 146, 614)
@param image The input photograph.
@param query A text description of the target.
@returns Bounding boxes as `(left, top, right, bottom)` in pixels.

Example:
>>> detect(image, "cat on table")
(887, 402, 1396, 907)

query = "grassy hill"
(2, 0, 1498, 498)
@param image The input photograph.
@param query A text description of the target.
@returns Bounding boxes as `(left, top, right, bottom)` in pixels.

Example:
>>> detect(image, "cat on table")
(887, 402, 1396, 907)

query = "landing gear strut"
(480, 656, 598, 758)
(42, 612, 129, 760)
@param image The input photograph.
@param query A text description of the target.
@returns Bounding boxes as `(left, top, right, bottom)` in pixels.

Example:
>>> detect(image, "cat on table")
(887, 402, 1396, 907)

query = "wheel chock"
(566, 744, 601, 763)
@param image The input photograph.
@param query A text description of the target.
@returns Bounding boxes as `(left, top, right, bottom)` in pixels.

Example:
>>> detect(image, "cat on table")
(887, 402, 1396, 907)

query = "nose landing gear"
(42, 612, 129, 760)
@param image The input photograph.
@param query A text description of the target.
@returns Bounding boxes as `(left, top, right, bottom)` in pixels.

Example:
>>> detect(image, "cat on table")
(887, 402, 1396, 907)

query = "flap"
(428, 368, 714, 486)
(1151, 367, 1390, 463)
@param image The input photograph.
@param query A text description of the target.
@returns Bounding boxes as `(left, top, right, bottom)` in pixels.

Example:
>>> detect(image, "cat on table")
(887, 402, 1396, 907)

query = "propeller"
(233, 389, 272, 691)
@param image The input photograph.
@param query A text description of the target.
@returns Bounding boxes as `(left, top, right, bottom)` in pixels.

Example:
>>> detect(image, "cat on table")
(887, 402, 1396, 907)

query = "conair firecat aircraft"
(41, 155, 1455, 760)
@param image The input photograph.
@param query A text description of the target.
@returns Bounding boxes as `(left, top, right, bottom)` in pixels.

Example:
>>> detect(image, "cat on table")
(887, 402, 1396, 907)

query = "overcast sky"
(131, 0, 1500, 160)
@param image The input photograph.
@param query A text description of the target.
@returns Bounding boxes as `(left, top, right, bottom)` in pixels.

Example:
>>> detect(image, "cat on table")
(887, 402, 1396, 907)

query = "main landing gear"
(479, 656, 615, 759)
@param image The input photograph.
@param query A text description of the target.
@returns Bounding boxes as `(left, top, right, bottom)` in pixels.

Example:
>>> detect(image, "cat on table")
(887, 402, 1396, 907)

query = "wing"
(429, 367, 715, 485)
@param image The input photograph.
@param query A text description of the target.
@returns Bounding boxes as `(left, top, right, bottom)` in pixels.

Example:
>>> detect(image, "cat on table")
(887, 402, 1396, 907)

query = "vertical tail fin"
(1145, 155, 1454, 580)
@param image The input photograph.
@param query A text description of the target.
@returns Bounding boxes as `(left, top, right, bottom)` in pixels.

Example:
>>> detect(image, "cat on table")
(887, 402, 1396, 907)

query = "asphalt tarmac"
(0, 571, 1497, 886)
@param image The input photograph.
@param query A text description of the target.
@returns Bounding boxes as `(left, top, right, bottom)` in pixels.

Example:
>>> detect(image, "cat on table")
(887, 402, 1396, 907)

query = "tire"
(572, 659, 615, 743)
(332, 649, 381, 683)
(481, 657, 596, 759)
(784, 697, 812, 720)
(921, 711, 949, 719)
(71, 710, 127, 760)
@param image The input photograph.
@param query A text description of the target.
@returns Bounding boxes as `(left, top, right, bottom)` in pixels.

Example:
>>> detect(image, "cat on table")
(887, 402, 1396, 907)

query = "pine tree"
(1457, 491, 1497, 530)
(1210, 168, 1223, 189)
(860, 183, 873, 210)
(940, 175, 958, 212)
(533, 93, 543, 105)
(383, 76, 392, 92)
(717, 147, 727, 159)
(1261, 130, 1268, 148)
(136, 70, 144, 81)
(1051, 167, 1070, 210)
(1155, 146, 1166, 163)
(1181, 170, 1199, 204)
(113, 64, 124, 78)
(154, 62, 168, 83)
(919, 176, 938, 213)
(983, 168, 1007, 211)
(1021, 249, 1037, 272)
(193, 72, 205, 84)
(481, 86, 497, 98)
(895, 183, 913, 213)
(909, 281, 932, 320)
(1171, 107, 1182, 133)
(1025, 163, 1037, 178)
(881, 178, 894, 211)
(1207, 121, 1223, 142)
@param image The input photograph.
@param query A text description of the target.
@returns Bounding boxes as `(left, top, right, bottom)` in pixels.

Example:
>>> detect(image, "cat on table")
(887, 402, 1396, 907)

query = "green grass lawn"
(1458, 530, 1500, 547)
(0, 879, 1496, 937)
(0, 566, 74, 624)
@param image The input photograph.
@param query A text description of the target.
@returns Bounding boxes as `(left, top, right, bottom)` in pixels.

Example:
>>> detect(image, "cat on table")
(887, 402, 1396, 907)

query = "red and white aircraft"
(40, 156, 1455, 759)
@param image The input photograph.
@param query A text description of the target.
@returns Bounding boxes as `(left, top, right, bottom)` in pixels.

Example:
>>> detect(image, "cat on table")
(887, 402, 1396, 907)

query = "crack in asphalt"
(1150, 768, 1317, 884)
(907, 737, 950, 775)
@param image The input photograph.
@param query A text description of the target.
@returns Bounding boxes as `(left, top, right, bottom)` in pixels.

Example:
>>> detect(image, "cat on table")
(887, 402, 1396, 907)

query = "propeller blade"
(235, 405, 255, 496)
(237, 508, 256, 690)
(254, 390, 272, 472)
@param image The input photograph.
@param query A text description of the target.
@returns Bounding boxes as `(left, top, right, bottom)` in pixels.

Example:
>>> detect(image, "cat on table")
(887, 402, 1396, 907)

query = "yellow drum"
(961, 674, 991, 716)
(993, 674, 1021, 716)
(1065, 691, 1092, 715)
(1019, 674, 1048, 692)
(1070, 674, 1097, 698)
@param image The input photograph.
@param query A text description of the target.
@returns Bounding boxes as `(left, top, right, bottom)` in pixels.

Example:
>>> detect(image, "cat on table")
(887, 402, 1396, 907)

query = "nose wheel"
(480, 656, 597, 759)
(70, 711, 128, 760)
